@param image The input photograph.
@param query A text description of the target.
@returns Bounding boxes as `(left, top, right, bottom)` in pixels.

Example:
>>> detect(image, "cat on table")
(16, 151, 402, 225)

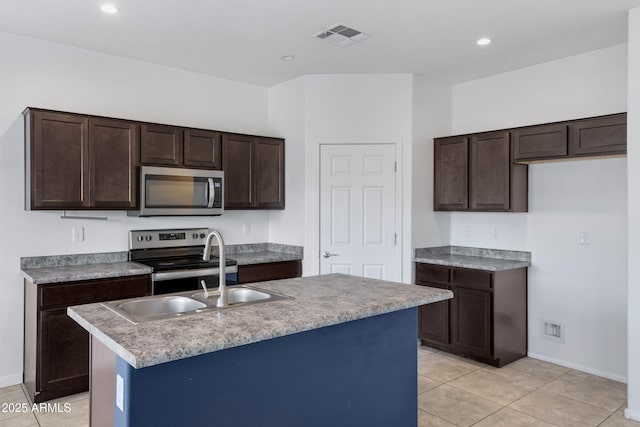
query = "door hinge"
(394, 161, 397, 173)
(394, 233, 397, 245)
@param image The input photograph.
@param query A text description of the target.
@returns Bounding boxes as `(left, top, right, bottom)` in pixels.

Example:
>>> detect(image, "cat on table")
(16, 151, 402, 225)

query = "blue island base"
(114, 308, 418, 427)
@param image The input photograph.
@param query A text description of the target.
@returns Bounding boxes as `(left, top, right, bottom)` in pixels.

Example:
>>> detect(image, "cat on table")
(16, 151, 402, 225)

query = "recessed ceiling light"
(100, 3, 119, 14)
(281, 55, 296, 61)
(476, 38, 491, 46)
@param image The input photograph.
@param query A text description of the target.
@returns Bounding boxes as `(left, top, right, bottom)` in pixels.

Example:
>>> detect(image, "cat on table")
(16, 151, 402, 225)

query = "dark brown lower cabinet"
(416, 263, 527, 367)
(237, 260, 302, 284)
(418, 282, 450, 345)
(24, 275, 151, 403)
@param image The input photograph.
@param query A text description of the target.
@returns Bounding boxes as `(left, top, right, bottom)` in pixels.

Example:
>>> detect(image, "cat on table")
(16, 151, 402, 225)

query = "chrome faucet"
(203, 230, 227, 307)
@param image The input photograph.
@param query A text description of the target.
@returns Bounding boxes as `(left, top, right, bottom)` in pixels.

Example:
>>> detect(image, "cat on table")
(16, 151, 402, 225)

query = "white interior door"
(320, 144, 399, 280)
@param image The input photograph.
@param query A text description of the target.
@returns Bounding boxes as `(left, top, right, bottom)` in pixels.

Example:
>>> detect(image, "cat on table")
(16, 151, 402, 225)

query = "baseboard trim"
(0, 373, 22, 389)
(527, 351, 627, 383)
(624, 408, 640, 422)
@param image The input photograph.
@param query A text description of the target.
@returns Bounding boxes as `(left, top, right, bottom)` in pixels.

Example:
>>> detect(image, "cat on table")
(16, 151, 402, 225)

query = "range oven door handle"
(207, 178, 215, 208)
(152, 265, 238, 282)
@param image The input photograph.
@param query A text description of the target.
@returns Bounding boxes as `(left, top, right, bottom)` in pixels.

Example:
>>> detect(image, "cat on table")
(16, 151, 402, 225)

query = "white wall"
(626, 7, 640, 421)
(0, 33, 271, 387)
(411, 75, 452, 250)
(450, 44, 629, 381)
(267, 77, 306, 247)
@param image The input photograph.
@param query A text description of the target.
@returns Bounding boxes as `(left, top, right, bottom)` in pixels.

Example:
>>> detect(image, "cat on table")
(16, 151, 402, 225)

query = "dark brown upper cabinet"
(570, 114, 627, 157)
(140, 124, 183, 166)
(434, 132, 527, 212)
(26, 109, 138, 210)
(434, 136, 468, 211)
(254, 137, 285, 209)
(141, 125, 223, 170)
(184, 129, 222, 169)
(222, 134, 254, 209)
(222, 134, 285, 210)
(513, 113, 626, 163)
(28, 110, 90, 209)
(89, 118, 138, 209)
(25, 108, 284, 211)
(513, 124, 568, 161)
(470, 131, 512, 211)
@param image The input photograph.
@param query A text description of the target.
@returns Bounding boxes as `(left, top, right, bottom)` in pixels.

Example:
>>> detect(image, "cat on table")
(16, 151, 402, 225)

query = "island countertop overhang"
(68, 273, 452, 369)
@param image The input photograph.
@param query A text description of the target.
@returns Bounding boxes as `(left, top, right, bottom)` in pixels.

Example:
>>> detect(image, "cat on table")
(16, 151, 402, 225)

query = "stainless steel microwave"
(128, 166, 224, 216)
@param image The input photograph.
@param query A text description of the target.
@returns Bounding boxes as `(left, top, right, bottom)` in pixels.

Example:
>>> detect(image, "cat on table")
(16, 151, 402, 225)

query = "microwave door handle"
(207, 178, 215, 208)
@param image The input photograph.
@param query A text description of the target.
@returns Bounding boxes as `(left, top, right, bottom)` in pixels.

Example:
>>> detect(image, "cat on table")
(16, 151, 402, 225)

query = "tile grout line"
(539, 382, 625, 415)
(506, 405, 562, 427)
(18, 384, 42, 427)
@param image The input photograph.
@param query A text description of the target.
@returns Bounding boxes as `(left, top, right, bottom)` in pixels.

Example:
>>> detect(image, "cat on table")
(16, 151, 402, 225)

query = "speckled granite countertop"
(414, 246, 531, 271)
(22, 262, 152, 284)
(20, 243, 302, 284)
(68, 274, 452, 369)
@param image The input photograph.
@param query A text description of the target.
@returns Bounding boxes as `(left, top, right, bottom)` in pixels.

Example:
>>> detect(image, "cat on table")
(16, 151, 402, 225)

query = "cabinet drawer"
(237, 261, 301, 284)
(416, 263, 451, 285)
(452, 268, 492, 290)
(40, 275, 151, 310)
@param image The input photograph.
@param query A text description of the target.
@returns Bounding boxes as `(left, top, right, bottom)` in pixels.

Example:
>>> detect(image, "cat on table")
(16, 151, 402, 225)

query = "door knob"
(322, 251, 339, 258)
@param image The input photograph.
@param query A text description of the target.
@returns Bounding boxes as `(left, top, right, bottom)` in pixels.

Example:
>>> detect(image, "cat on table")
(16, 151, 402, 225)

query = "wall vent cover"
(313, 24, 369, 47)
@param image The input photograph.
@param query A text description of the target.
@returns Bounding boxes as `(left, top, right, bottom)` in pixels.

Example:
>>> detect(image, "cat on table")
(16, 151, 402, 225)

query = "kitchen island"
(68, 274, 452, 427)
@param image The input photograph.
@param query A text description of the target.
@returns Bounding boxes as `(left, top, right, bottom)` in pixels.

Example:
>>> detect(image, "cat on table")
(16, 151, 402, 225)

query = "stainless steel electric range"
(129, 228, 238, 295)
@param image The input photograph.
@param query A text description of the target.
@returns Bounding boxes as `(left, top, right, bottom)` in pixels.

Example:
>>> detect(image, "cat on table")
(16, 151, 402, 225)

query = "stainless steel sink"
(108, 296, 207, 323)
(103, 285, 291, 323)
(191, 287, 272, 305)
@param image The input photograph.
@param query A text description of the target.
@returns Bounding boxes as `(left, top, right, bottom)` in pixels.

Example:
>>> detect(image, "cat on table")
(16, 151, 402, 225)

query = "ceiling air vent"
(313, 24, 369, 47)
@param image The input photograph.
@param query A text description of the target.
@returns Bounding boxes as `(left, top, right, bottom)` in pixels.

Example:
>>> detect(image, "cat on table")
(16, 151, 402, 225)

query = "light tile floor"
(418, 346, 640, 427)
(0, 386, 88, 427)
(0, 348, 638, 426)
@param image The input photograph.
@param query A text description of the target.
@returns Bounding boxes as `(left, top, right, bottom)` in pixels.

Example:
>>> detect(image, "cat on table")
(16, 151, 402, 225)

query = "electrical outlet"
(72, 226, 84, 242)
(465, 225, 471, 238)
(242, 223, 251, 235)
(490, 226, 498, 240)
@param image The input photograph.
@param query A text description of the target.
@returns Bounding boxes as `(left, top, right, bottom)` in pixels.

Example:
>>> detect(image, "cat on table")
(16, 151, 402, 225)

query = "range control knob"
(145, 235, 152, 241)
(200, 233, 206, 238)
(137, 236, 144, 242)
(192, 233, 198, 239)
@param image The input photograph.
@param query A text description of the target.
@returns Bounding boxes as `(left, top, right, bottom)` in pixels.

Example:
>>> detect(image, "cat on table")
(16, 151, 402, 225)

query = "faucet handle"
(200, 280, 209, 299)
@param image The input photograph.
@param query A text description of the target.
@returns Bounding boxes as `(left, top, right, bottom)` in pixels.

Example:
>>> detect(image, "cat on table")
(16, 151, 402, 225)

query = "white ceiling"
(2, 0, 639, 87)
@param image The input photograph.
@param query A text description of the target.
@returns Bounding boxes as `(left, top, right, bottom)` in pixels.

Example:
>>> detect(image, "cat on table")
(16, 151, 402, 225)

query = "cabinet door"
(89, 118, 139, 208)
(222, 134, 254, 209)
(184, 129, 222, 170)
(417, 282, 450, 345)
(513, 124, 568, 161)
(30, 111, 89, 209)
(434, 136, 468, 211)
(570, 114, 627, 156)
(254, 138, 284, 209)
(39, 308, 89, 396)
(451, 287, 492, 357)
(140, 124, 183, 166)
(470, 131, 511, 211)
